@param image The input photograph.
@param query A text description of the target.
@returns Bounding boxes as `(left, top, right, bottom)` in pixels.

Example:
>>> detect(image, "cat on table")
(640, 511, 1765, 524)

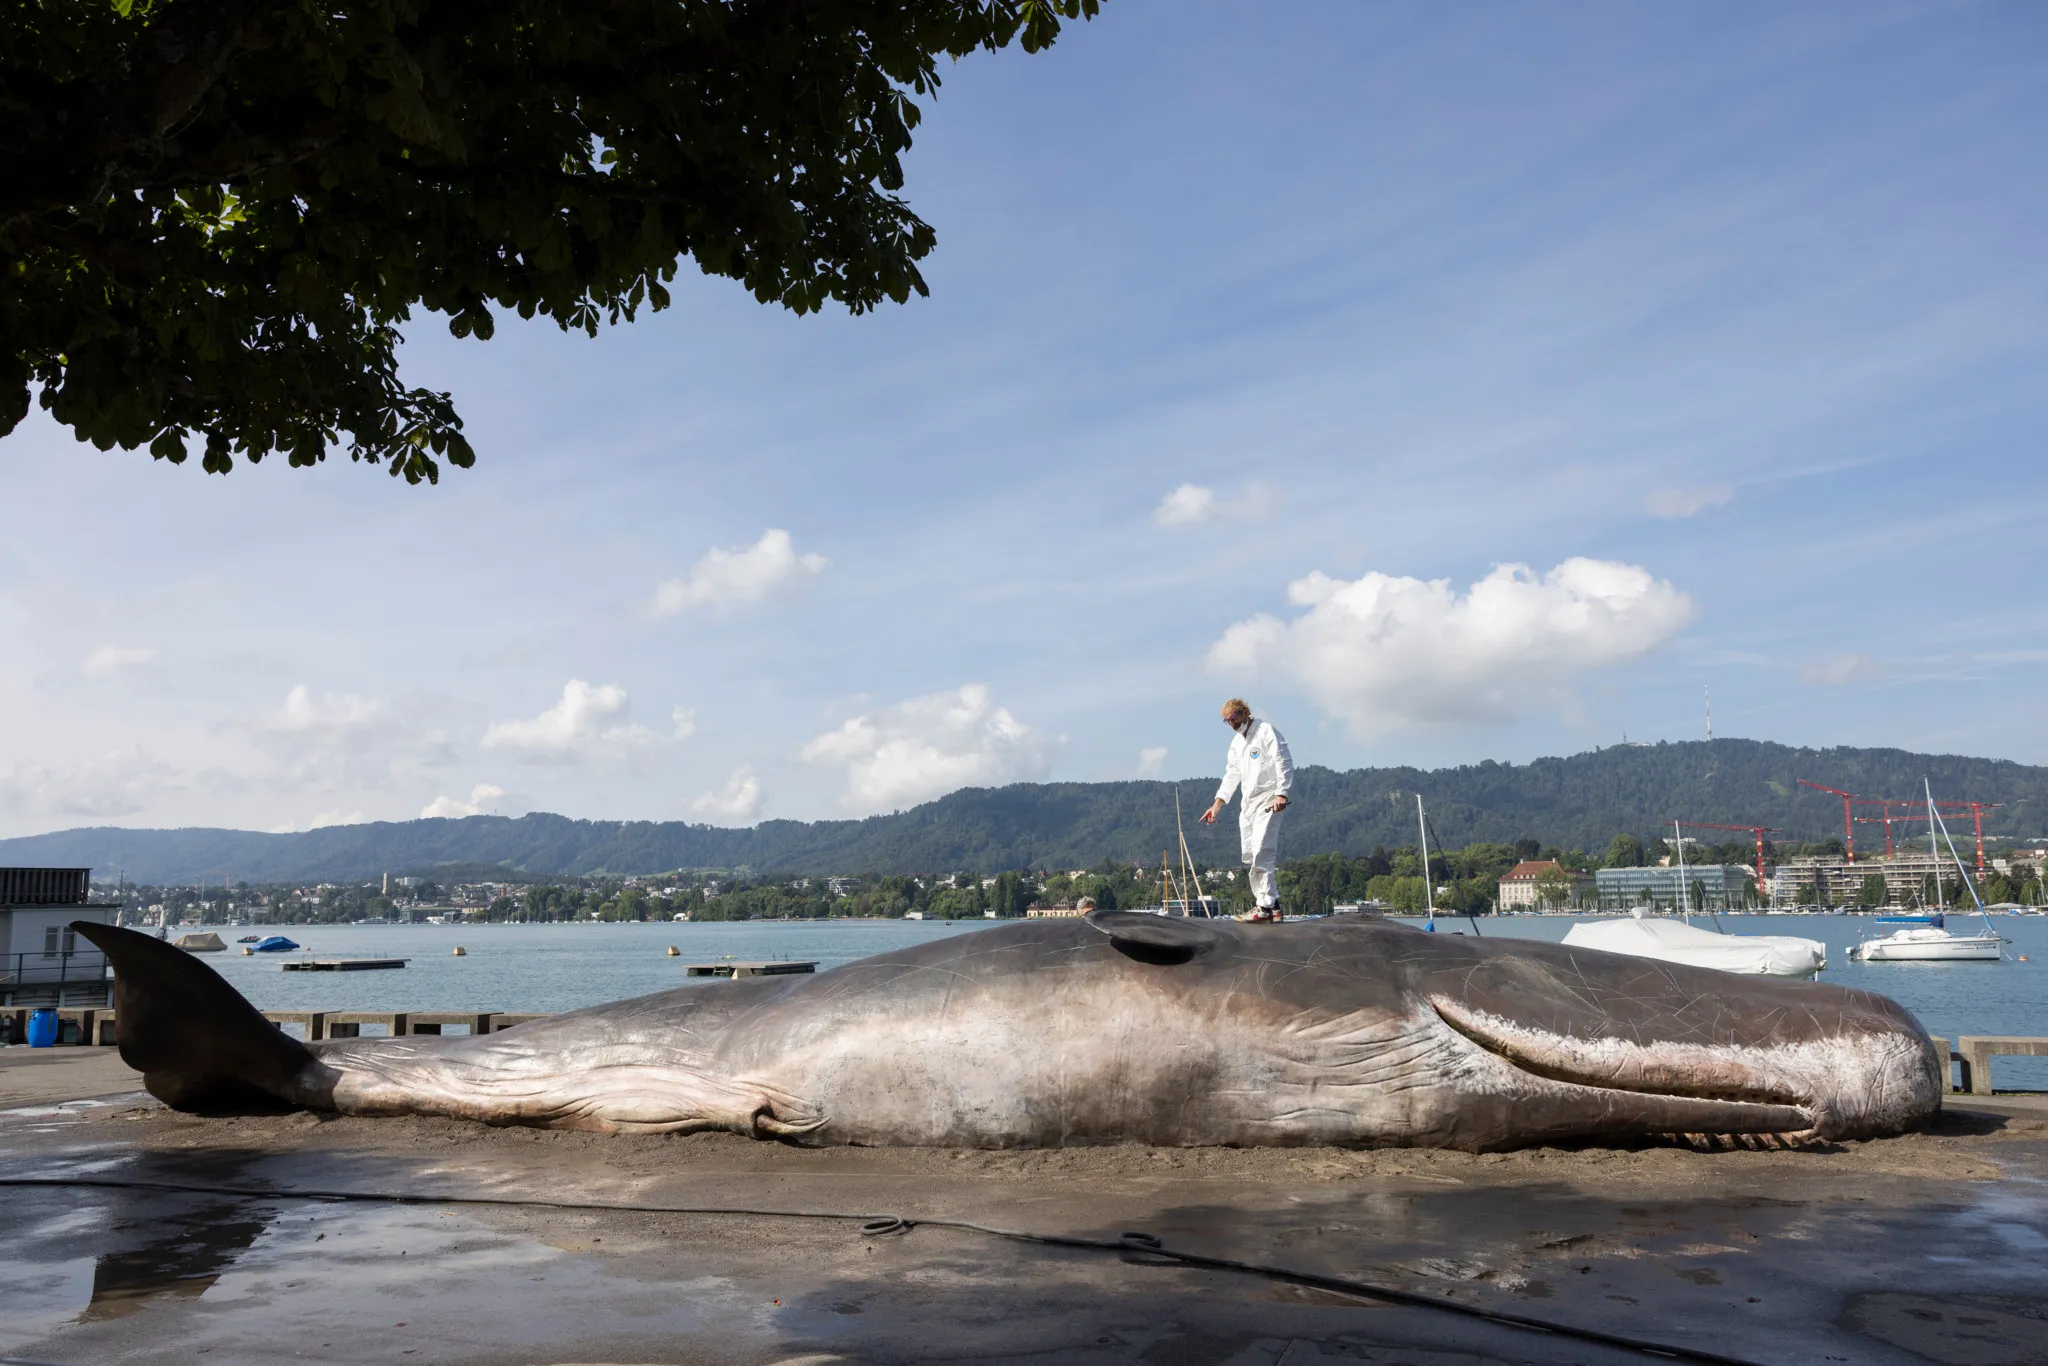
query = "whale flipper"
(72, 920, 312, 1112)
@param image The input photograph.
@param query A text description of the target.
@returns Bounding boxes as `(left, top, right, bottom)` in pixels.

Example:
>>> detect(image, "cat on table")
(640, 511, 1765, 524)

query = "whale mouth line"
(1433, 1004, 1813, 1118)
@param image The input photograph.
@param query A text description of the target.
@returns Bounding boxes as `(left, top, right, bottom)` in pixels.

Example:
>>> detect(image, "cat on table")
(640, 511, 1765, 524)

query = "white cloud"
(0, 748, 182, 819)
(1798, 652, 1889, 685)
(670, 706, 698, 741)
(421, 783, 508, 819)
(309, 810, 366, 829)
(266, 684, 392, 742)
(82, 644, 156, 677)
(1208, 558, 1694, 735)
(689, 764, 762, 823)
(251, 684, 455, 794)
(801, 684, 1059, 813)
(1646, 486, 1733, 519)
(271, 809, 368, 833)
(1153, 481, 1280, 527)
(480, 680, 659, 764)
(1137, 746, 1170, 777)
(651, 529, 827, 617)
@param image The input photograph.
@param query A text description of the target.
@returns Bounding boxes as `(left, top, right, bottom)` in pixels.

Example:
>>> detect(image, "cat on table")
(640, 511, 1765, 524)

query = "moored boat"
(1563, 914, 1826, 977)
(1848, 780, 2006, 964)
(1847, 926, 2002, 962)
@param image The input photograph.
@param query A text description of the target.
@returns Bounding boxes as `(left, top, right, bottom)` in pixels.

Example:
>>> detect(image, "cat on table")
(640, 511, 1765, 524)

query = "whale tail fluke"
(72, 920, 313, 1112)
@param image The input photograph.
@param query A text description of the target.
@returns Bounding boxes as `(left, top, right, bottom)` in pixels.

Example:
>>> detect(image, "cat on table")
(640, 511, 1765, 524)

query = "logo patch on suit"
(1249, 750, 1261, 760)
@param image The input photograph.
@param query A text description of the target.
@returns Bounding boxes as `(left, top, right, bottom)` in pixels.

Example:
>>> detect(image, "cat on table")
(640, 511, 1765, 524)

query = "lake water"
(185, 912, 2048, 1089)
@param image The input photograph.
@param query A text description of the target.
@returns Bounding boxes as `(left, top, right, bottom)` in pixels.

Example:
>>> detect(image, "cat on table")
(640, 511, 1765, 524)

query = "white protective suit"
(1215, 717, 1295, 910)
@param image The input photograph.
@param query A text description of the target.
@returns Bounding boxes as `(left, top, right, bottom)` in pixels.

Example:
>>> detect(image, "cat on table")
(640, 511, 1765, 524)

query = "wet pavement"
(0, 1046, 144, 1108)
(2, 1095, 2046, 1365)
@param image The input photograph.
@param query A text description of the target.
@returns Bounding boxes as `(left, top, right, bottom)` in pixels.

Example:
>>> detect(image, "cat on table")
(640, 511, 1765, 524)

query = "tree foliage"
(1, 0, 1097, 481)
(15, 739, 2048, 883)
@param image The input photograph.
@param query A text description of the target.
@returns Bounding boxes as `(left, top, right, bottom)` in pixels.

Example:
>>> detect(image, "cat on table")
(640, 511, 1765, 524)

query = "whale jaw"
(1430, 996, 1943, 1146)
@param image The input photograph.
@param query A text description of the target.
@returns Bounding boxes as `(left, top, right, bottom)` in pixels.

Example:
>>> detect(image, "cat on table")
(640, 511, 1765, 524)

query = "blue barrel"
(26, 1008, 59, 1048)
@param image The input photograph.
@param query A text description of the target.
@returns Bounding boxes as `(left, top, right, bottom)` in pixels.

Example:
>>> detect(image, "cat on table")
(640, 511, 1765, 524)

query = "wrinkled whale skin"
(78, 915, 1942, 1151)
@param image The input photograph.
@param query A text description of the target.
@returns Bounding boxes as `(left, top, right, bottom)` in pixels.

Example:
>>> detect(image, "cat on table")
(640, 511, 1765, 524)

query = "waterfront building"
(1771, 854, 1959, 908)
(1497, 861, 1595, 911)
(1027, 898, 1093, 919)
(1593, 864, 1753, 912)
(1, 867, 119, 1009)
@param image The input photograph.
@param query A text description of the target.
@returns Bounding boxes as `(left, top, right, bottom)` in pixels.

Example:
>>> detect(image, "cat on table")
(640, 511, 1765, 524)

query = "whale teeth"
(1656, 1130, 1810, 1153)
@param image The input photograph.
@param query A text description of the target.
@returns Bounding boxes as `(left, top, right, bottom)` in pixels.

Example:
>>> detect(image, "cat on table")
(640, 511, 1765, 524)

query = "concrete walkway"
(2, 1091, 2045, 1365)
(0, 1045, 143, 1107)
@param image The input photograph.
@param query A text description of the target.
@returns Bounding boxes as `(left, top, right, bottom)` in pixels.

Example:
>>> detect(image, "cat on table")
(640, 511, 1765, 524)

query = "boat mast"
(1929, 778, 1999, 939)
(1674, 820, 1689, 925)
(1925, 778, 1941, 916)
(1174, 788, 1213, 917)
(1417, 794, 1434, 926)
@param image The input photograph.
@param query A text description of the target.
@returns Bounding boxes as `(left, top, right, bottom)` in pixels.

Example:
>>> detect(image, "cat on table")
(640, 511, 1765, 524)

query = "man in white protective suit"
(1199, 697, 1295, 921)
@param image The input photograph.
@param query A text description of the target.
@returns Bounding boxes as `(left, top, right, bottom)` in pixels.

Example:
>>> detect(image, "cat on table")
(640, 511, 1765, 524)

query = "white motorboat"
(1563, 914, 1827, 977)
(1847, 780, 2007, 964)
(1847, 926, 2003, 962)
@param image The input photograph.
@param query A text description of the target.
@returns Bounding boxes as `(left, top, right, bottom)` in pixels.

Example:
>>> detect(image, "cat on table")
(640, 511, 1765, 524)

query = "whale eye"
(1084, 910, 1222, 966)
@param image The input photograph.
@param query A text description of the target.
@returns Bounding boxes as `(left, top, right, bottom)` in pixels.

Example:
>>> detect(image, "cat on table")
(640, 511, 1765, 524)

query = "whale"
(74, 913, 1943, 1151)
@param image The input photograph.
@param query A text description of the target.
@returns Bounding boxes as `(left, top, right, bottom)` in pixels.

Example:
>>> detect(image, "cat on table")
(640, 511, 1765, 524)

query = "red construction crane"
(1797, 779, 2002, 873)
(1797, 781, 1860, 861)
(1674, 821, 1780, 891)
(1851, 799, 2002, 874)
(1853, 798, 1922, 859)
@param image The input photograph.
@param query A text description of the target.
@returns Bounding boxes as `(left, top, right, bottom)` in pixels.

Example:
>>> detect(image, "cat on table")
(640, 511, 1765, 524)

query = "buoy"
(452, 946, 467, 956)
(667, 945, 680, 956)
(242, 947, 253, 955)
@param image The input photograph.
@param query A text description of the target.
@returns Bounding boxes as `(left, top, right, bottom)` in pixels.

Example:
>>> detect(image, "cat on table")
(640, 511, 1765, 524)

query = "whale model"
(75, 913, 1942, 1151)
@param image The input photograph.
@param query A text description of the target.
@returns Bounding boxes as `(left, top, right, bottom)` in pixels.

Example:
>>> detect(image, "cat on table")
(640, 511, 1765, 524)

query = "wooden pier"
(280, 958, 408, 972)
(684, 960, 817, 978)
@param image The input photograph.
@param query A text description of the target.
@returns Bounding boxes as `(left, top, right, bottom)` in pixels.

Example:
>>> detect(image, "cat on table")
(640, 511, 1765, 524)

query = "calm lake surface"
(186, 912, 2048, 1089)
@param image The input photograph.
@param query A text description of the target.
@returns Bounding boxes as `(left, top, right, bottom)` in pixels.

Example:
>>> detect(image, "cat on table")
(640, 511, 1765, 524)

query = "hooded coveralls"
(1214, 716, 1294, 910)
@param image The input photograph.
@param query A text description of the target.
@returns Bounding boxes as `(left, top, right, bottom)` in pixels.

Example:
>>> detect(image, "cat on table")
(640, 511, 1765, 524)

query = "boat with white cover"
(1563, 914, 1827, 977)
(1563, 820, 1826, 977)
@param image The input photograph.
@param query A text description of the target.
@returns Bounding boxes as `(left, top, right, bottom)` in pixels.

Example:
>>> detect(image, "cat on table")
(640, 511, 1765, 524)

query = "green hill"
(5, 739, 2043, 885)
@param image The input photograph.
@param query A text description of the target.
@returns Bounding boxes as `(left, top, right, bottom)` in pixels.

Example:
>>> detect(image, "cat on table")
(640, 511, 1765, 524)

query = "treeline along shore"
(110, 825, 2048, 927)
(10, 739, 2048, 891)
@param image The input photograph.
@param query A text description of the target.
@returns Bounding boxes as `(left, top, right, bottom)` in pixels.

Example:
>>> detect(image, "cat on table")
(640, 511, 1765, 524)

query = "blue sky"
(3, 1, 2044, 837)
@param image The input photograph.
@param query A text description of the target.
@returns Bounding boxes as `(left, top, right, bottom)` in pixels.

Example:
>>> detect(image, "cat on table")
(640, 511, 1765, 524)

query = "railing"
(0, 950, 112, 1004)
(0, 867, 92, 904)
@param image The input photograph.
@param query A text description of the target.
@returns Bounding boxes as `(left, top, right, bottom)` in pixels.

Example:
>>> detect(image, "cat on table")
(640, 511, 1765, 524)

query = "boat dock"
(684, 960, 817, 978)
(279, 958, 409, 972)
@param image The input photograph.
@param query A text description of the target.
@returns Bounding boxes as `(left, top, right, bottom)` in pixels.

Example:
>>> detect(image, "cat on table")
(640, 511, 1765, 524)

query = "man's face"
(1223, 708, 1249, 733)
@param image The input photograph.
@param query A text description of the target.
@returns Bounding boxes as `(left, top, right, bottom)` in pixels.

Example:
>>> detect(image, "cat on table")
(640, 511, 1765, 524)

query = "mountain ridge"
(6, 739, 2044, 884)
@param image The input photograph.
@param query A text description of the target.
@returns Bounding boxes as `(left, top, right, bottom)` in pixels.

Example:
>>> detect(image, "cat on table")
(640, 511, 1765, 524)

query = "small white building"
(2, 868, 120, 1007)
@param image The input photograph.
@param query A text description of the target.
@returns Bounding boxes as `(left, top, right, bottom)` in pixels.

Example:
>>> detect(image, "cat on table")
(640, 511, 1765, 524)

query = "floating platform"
(684, 960, 816, 978)
(280, 958, 409, 972)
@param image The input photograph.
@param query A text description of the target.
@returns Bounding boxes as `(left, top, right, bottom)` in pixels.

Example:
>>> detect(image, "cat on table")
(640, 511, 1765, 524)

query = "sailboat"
(1848, 782, 2004, 963)
(1562, 821, 1826, 977)
(1416, 795, 1481, 935)
(1133, 789, 1223, 918)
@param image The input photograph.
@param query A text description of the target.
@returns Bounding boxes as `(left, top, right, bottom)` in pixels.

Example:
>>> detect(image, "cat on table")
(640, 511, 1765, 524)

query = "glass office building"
(1593, 864, 1754, 912)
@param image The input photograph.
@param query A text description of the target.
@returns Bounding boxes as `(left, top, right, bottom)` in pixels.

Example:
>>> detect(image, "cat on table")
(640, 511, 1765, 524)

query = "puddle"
(79, 1199, 276, 1321)
(0, 1096, 130, 1119)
